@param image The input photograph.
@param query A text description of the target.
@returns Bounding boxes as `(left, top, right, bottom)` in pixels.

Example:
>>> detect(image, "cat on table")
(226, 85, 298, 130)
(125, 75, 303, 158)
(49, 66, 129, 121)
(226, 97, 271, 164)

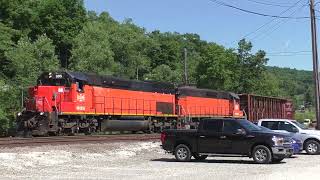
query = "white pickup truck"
(257, 119, 320, 155)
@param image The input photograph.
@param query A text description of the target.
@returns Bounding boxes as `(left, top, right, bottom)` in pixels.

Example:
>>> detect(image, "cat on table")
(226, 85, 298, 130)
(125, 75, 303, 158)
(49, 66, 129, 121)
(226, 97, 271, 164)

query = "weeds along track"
(0, 134, 160, 147)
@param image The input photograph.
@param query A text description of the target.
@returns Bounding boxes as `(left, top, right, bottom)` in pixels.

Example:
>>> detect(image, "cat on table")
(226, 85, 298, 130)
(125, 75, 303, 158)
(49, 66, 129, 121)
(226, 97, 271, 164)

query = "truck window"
(204, 120, 223, 132)
(279, 121, 298, 133)
(223, 120, 242, 134)
(261, 121, 279, 130)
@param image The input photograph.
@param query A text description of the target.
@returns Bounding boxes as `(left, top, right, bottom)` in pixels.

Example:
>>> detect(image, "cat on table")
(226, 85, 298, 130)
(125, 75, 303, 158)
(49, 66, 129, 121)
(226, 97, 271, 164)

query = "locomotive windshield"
(37, 73, 70, 86)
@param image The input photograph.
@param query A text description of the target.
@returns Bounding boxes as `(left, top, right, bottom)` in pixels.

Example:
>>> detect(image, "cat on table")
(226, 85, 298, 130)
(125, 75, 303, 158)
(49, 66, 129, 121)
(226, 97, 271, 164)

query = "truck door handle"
(200, 136, 206, 138)
(220, 136, 226, 139)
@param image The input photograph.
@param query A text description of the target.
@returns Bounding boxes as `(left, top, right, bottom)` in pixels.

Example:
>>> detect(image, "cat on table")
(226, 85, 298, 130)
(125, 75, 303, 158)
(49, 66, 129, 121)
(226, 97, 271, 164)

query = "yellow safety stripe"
(60, 112, 244, 118)
(60, 112, 178, 117)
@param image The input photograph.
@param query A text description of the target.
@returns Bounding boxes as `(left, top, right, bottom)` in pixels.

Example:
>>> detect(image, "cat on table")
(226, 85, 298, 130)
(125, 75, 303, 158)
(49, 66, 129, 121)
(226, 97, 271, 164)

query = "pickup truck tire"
(192, 153, 208, 160)
(174, 144, 191, 162)
(252, 145, 272, 164)
(305, 140, 320, 155)
(272, 157, 284, 163)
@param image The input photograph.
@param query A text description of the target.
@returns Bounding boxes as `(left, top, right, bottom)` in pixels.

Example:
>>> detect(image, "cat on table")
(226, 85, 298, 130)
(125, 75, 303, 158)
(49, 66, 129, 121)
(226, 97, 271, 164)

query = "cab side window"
(279, 122, 298, 133)
(261, 121, 279, 130)
(204, 120, 223, 133)
(223, 120, 242, 134)
(76, 81, 84, 92)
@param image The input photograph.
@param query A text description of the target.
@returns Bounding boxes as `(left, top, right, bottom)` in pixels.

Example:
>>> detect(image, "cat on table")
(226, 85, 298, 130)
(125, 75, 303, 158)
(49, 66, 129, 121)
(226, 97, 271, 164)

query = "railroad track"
(0, 134, 160, 147)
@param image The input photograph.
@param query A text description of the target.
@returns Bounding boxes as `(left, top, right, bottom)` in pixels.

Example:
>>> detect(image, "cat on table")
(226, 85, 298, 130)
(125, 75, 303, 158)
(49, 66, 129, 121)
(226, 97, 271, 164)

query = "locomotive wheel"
(85, 126, 96, 135)
(69, 126, 79, 136)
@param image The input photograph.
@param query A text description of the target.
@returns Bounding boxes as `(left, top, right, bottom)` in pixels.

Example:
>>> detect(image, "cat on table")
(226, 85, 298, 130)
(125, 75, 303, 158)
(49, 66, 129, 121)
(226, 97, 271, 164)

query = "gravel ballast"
(0, 141, 319, 180)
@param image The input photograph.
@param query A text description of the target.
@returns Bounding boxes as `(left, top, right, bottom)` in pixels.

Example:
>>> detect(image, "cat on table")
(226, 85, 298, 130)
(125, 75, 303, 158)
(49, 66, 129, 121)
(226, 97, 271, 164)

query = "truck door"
(222, 120, 250, 154)
(198, 119, 224, 153)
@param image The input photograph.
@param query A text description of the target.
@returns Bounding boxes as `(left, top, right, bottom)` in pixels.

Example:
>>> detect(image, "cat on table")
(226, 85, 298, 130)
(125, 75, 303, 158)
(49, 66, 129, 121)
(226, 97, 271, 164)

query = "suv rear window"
(204, 120, 223, 132)
(261, 121, 279, 130)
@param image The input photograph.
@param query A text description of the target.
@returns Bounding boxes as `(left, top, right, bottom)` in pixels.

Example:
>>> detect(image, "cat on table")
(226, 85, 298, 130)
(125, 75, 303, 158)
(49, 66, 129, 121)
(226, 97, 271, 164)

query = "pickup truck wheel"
(305, 140, 320, 155)
(174, 144, 191, 162)
(272, 157, 284, 163)
(252, 145, 272, 164)
(192, 153, 208, 161)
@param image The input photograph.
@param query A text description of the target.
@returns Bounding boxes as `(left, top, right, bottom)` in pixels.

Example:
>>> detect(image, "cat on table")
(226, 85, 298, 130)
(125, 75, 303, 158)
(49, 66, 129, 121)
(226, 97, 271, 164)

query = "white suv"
(257, 119, 320, 155)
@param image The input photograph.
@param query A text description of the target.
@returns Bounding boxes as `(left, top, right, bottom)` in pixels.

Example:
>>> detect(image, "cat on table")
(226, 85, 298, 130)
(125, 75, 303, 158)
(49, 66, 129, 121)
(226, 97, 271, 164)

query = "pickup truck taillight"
(160, 132, 166, 144)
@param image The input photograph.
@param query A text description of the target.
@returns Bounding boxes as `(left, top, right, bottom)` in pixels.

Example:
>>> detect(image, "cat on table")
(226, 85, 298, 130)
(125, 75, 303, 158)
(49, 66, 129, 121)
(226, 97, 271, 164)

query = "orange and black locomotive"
(17, 71, 243, 136)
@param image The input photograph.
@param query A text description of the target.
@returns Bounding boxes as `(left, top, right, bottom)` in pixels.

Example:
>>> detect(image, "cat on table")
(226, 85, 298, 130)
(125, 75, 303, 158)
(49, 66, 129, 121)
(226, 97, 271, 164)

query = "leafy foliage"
(70, 21, 117, 75)
(0, 0, 87, 67)
(5, 35, 59, 87)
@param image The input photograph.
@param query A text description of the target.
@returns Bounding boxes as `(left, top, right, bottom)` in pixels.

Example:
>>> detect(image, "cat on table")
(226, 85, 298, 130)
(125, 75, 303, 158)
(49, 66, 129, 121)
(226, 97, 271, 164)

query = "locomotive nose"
(28, 86, 38, 97)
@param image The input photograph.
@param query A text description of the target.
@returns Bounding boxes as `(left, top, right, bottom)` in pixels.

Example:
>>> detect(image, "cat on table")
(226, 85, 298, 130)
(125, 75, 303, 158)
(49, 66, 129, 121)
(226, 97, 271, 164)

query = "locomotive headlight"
(40, 112, 44, 115)
(17, 112, 22, 116)
(272, 136, 284, 146)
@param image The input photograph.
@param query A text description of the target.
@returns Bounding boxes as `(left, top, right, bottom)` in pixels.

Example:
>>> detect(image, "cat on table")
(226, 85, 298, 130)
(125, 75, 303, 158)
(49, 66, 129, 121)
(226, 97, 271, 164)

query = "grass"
(294, 109, 315, 123)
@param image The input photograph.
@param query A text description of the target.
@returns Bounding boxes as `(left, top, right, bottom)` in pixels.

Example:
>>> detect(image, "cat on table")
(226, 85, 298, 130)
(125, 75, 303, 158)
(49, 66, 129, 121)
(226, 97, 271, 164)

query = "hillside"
(266, 66, 313, 108)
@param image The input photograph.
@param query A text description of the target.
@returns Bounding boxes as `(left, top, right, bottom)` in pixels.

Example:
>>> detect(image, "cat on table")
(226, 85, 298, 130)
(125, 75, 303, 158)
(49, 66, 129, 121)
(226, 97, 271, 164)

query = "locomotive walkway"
(0, 134, 160, 147)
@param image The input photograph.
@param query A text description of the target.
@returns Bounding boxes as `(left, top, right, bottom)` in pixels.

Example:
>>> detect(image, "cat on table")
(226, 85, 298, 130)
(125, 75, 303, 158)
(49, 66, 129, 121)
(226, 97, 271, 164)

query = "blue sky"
(84, 0, 314, 70)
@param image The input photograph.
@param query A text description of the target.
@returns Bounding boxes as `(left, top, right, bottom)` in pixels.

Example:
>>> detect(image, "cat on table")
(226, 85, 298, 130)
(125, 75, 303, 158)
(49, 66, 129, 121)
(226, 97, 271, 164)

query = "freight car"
(16, 71, 243, 136)
(239, 94, 294, 122)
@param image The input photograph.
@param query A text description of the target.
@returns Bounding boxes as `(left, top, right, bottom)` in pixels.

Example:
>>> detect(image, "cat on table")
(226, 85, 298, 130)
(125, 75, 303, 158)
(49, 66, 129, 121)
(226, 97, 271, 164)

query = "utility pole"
(137, 52, 140, 80)
(184, 48, 188, 86)
(310, 0, 320, 130)
(21, 89, 24, 108)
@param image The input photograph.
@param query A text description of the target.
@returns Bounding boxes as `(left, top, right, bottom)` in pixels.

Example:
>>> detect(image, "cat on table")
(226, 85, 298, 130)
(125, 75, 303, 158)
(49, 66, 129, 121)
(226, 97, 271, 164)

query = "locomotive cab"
(25, 72, 72, 113)
(37, 72, 71, 87)
(19, 72, 81, 136)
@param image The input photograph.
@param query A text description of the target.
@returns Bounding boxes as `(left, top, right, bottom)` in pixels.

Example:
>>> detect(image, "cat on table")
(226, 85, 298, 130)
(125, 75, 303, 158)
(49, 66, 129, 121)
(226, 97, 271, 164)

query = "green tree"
(196, 43, 237, 91)
(255, 72, 282, 96)
(5, 35, 59, 87)
(234, 39, 268, 93)
(0, 0, 87, 67)
(69, 21, 118, 75)
(144, 64, 181, 83)
(109, 18, 151, 79)
(0, 79, 20, 135)
(0, 22, 19, 78)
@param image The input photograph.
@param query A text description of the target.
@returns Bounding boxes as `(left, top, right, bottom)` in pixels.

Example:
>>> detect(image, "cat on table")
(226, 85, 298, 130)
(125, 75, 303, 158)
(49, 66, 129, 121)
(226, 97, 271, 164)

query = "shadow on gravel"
(151, 158, 286, 165)
(152, 158, 262, 164)
(288, 156, 298, 158)
(295, 153, 315, 156)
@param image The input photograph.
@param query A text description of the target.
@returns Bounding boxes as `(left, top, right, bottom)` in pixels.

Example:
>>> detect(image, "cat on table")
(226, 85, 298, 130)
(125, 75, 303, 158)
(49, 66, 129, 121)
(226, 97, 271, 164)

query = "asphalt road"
(0, 141, 319, 180)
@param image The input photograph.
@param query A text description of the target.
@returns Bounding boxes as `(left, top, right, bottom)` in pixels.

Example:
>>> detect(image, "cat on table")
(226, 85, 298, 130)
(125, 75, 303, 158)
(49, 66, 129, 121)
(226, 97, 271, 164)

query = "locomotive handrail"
(93, 96, 175, 116)
(93, 95, 233, 117)
(184, 105, 230, 117)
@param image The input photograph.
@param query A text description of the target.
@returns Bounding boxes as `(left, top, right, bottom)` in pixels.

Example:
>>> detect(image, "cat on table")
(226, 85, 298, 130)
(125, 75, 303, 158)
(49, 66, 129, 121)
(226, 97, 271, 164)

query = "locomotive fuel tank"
(101, 116, 149, 131)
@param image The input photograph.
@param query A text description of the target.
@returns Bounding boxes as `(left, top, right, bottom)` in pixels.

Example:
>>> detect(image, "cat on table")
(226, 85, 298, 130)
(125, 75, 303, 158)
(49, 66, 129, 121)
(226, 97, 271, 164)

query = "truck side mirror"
(236, 128, 246, 136)
(291, 127, 299, 133)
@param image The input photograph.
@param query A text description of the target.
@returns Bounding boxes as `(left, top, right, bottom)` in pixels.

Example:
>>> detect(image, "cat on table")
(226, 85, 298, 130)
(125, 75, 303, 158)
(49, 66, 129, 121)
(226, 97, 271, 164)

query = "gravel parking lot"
(0, 141, 319, 180)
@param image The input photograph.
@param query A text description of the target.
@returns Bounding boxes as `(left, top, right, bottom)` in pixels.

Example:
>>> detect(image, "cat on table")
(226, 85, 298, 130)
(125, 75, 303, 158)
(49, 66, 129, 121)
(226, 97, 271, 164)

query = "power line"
(250, 0, 302, 5)
(267, 53, 312, 56)
(249, 3, 308, 42)
(266, 50, 312, 56)
(267, 50, 312, 54)
(207, 0, 310, 19)
(242, 0, 305, 38)
(225, 0, 306, 47)
(245, 0, 294, 7)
